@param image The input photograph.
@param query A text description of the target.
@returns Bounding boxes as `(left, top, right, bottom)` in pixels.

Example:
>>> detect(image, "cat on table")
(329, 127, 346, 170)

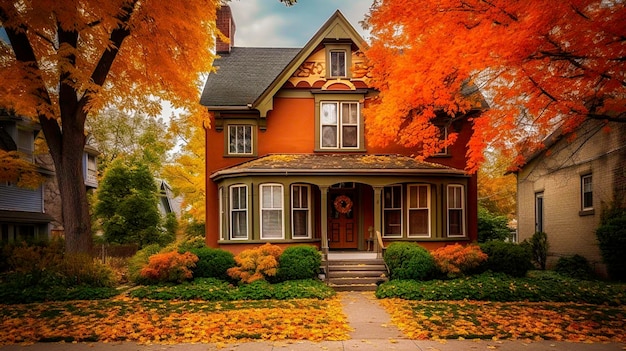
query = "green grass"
(376, 271, 626, 305)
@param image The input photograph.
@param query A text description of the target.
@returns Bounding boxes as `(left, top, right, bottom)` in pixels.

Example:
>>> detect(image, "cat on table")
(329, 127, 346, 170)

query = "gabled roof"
(200, 10, 368, 117)
(200, 47, 300, 107)
(211, 154, 467, 180)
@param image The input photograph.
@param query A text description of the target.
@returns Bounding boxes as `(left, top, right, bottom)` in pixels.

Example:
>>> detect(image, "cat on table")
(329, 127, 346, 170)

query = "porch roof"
(210, 154, 468, 180)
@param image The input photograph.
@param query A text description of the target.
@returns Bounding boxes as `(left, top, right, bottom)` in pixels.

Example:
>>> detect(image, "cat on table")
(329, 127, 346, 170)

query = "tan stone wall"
(517, 120, 626, 276)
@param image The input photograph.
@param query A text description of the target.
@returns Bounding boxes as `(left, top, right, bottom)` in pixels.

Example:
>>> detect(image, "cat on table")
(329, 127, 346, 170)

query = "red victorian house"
(201, 8, 481, 256)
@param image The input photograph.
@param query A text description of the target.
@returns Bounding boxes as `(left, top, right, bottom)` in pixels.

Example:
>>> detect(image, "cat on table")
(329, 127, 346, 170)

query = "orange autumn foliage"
(140, 251, 199, 284)
(432, 244, 488, 278)
(364, 0, 626, 172)
(227, 243, 283, 284)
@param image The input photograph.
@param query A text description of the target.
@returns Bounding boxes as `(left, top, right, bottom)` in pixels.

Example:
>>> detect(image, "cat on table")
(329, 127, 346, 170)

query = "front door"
(328, 191, 358, 249)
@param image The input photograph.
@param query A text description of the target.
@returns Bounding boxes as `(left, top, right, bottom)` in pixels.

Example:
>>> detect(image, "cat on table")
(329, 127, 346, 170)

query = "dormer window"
(330, 51, 346, 77)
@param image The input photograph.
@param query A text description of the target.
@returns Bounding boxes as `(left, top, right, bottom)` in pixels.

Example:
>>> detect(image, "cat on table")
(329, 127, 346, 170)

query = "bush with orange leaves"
(432, 244, 487, 279)
(227, 243, 283, 284)
(139, 251, 199, 284)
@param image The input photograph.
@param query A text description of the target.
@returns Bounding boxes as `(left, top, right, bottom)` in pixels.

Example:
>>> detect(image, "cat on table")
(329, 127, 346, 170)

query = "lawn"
(0, 295, 351, 345)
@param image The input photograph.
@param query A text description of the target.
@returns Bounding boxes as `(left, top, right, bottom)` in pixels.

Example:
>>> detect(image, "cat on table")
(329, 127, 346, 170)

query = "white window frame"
(407, 184, 431, 238)
(581, 174, 593, 211)
(319, 101, 360, 150)
(329, 50, 347, 77)
(383, 185, 403, 238)
(291, 184, 312, 239)
(447, 184, 466, 237)
(229, 185, 248, 240)
(260, 183, 284, 240)
(535, 192, 544, 233)
(228, 125, 253, 155)
(218, 186, 224, 240)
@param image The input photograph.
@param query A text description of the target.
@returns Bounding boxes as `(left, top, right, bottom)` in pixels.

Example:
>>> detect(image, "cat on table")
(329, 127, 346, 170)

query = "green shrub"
(139, 251, 198, 284)
(523, 231, 549, 270)
(554, 254, 594, 280)
(375, 271, 626, 305)
(596, 209, 626, 281)
(384, 242, 436, 280)
(479, 241, 532, 277)
(188, 247, 236, 281)
(276, 245, 321, 282)
(56, 254, 115, 287)
(477, 207, 510, 242)
(0, 284, 119, 304)
(127, 244, 163, 284)
(178, 235, 207, 252)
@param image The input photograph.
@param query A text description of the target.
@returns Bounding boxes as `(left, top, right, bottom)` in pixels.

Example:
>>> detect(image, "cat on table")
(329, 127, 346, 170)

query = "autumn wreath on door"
(334, 195, 353, 214)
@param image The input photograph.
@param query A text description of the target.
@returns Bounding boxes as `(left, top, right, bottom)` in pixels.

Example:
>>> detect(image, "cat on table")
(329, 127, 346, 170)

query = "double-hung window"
(230, 185, 248, 240)
(329, 51, 346, 77)
(228, 125, 253, 155)
(383, 185, 402, 237)
(447, 185, 465, 237)
(260, 184, 284, 239)
(581, 174, 593, 211)
(291, 185, 311, 239)
(408, 185, 430, 237)
(320, 102, 359, 149)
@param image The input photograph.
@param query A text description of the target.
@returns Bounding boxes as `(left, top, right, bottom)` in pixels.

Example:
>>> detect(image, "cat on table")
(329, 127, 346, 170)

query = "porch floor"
(327, 251, 379, 261)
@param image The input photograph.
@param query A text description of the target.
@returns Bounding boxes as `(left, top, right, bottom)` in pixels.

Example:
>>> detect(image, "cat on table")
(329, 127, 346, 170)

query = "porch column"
(319, 185, 329, 260)
(373, 186, 383, 252)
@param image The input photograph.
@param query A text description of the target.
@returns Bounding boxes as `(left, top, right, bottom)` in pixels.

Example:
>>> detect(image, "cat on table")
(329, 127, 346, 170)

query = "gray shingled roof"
(200, 47, 301, 107)
(211, 154, 467, 180)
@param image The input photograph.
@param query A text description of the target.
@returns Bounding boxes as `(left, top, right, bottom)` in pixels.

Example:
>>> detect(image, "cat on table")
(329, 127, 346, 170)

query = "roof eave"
(211, 167, 468, 181)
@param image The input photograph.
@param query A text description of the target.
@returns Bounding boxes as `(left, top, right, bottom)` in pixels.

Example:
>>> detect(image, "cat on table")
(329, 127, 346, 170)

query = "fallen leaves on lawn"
(0, 296, 351, 345)
(379, 299, 626, 343)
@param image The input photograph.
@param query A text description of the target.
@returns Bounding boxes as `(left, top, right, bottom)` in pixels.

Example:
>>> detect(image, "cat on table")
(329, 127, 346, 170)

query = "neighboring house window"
(260, 184, 284, 239)
(228, 125, 253, 155)
(581, 174, 593, 211)
(86, 154, 97, 184)
(407, 184, 430, 237)
(330, 51, 346, 77)
(383, 185, 402, 237)
(535, 192, 544, 233)
(17, 128, 33, 161)
(320, 102, 359, 149)
(230, 185, 248, 240)
(291, 184, 311, 239)
(447, 184, 465, 237)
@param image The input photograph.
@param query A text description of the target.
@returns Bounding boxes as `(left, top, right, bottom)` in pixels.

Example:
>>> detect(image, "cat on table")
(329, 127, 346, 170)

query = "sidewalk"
(1, 292, 624, 350)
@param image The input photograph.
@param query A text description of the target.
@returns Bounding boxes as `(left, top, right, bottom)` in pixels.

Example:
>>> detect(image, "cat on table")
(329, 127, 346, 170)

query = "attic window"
(330, 51, 346, 77)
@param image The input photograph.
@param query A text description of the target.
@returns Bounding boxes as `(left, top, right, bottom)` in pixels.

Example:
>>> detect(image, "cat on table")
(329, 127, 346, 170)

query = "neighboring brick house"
(0, 110, 99, 242)
(200, 8, 484, 255)
(514, 119, 626, 275)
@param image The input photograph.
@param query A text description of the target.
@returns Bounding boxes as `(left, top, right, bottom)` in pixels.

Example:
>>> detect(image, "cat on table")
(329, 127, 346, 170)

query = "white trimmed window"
(581, 174, 593, 210)
(228, 125, 253, 155)
(447, 184, 466, 237)
(291, 184, 311, 239)
(230, 185, 248, 240)
(408, 184, 430, 237)
(320, 102, 359, 149)
(383, 185, 402, 237)
(260, 184, 284, 239)
(330, 50, 346, 77)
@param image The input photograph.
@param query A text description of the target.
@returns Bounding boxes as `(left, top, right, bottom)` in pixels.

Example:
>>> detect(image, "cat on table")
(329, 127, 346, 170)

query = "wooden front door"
(328, 192, 358, 249)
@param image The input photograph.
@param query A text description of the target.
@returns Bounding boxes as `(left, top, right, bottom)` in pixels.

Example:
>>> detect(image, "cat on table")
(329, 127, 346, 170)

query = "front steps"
(324, 258, 388, 291)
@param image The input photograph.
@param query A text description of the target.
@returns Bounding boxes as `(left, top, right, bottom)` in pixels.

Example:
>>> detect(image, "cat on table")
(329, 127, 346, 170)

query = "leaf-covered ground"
(380, 299, 626, 343)
(0, 296, 351, 345)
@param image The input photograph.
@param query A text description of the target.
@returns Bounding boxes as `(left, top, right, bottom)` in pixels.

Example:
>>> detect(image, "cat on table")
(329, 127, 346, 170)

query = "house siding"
(517, 120, 626, 276)
(0, 184, 43, 212)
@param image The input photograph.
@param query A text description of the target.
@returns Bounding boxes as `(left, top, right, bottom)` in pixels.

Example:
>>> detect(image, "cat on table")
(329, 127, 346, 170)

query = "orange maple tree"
(0, 0, 222, 253)
(364, 0, 626, 172)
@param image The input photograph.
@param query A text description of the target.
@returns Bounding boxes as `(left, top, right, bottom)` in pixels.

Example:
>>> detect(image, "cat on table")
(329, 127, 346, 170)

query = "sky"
(227, 0, 373, 47)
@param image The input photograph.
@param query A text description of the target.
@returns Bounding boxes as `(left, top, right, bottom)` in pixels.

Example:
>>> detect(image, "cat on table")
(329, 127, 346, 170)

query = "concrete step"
(328, 283, 380, 292)
(328, 270, 387, 278)
(327, 264, 387, 271)
(327, 276, 388, 285)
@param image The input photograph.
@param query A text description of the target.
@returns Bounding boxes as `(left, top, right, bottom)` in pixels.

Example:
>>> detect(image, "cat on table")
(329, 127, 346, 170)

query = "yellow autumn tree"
(0, 0, 222, 253)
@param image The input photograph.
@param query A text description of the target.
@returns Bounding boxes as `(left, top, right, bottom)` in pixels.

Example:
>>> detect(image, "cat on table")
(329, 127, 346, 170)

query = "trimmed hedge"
(276, 245, 321, 282)
(384, 242, 436, 280)
(555, 254, 594, 280)
(479, 241, 533, 277)
(188, 247, 236, 281)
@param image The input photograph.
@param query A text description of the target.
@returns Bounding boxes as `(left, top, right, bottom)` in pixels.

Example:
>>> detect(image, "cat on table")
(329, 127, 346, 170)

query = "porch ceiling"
(210, 154, 467, 180)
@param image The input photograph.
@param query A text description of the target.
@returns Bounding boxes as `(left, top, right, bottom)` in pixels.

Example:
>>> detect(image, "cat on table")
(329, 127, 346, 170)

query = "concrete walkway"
(1, 292, 625, 350)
